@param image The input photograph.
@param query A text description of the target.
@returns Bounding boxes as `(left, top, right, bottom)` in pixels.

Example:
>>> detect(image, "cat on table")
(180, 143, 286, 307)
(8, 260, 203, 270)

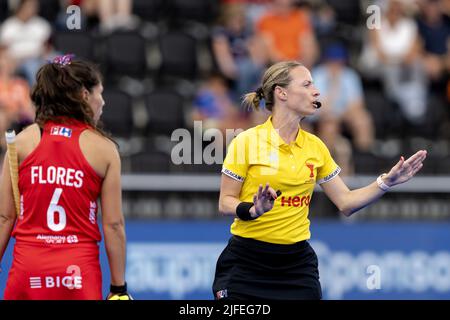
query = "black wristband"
(236, 202, 256, 221)
(110, 282, 127, 294)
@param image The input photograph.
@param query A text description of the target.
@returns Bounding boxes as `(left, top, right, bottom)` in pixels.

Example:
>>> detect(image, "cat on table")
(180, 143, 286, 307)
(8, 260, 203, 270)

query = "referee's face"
(284, 66, 320, 116)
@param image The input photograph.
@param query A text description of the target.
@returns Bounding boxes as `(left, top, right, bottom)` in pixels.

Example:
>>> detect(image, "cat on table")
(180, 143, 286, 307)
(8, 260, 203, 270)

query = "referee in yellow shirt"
(213, 61, 427, 300)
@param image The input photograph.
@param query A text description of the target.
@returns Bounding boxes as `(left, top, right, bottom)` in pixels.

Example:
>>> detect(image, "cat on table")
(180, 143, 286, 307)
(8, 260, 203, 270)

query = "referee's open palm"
(252, 183, 278, 218)
(385, 150, 427, 186)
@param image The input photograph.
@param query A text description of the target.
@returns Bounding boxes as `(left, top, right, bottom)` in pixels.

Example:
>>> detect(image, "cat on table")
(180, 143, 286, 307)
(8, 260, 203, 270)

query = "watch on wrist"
(376, 174, 390, 192)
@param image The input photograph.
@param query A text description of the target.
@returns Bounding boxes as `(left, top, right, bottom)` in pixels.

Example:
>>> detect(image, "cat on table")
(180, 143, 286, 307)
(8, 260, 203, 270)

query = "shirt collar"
(262, 116, 305, 148)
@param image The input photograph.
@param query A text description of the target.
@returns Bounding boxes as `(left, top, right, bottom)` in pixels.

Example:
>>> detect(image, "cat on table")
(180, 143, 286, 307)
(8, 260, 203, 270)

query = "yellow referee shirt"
(222, 116, 340, 244)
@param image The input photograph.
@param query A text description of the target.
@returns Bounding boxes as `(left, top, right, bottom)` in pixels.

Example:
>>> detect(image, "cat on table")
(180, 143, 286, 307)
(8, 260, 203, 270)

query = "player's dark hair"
(31, 57, 114, 144)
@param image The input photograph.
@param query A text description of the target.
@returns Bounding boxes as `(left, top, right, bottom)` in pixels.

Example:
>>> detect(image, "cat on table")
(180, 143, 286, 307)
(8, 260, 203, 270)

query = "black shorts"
(212, 235, 322, 300)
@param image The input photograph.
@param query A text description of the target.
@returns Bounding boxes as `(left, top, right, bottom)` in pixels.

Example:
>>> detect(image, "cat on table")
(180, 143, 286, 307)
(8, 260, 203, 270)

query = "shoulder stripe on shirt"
(317, 167, 341, 185)
(222, 168, 245, 182)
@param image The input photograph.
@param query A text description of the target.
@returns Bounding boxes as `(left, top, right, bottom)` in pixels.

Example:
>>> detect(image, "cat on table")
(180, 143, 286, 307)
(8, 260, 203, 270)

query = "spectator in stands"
(0, 0, 51, 64)
(308, 43, 375, 176)
(236, 0, 271, 31)
(255, 0, 319, 68)
(96, 0, 138, 33)
(212, 2, 267, 100)
(444, 0, 450, 15)
(360, 0, 428, 125)
(416, 0, 450, 86)
(57, 0, 137, 32)
(20, 35, 61, 87)
(0, 45, 34, 148)
(192, 72, 250, 134)
(311, 1, 337, 41)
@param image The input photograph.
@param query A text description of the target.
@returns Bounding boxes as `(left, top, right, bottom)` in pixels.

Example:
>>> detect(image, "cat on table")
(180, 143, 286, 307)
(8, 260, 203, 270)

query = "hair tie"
(255, 87, 264, 99)
(51, 54, 75, 67)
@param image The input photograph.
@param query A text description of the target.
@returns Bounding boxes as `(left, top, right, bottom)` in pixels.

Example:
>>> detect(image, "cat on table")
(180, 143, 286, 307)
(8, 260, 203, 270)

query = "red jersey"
(13, 119, 103, 245)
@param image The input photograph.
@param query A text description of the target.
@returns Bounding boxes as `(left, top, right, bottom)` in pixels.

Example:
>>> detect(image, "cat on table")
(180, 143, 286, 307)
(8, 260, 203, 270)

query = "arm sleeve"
(316, 137, 341, 185)
(221, 133, 249, 182)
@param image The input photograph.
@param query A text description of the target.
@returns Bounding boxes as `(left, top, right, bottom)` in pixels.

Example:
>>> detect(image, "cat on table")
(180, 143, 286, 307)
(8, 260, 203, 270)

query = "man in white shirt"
(0, 0, 51, 64)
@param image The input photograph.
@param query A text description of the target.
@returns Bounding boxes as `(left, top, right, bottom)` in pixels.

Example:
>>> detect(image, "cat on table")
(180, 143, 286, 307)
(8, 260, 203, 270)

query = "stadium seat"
(104, 31, 148, 79)
(144, 89, 185, 135)
(435, 156, 450, 174)
(168, 0, 219, 25)
(353, 151, 397, 174)
(158, 31, 198, 80)
(38, 0, 61, 24)
(129, 150, 171, 172)
(364, 88, 402, 139)
(0, 0, 8, 22)
(132, 0, 166, 22)
(102, 87, 134, 138)
(54, 31, 95, 61)
(326, 0, 362, 26)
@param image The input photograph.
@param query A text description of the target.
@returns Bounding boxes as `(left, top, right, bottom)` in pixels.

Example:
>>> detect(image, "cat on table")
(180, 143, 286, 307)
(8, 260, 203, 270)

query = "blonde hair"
(242, 61, 303, 112)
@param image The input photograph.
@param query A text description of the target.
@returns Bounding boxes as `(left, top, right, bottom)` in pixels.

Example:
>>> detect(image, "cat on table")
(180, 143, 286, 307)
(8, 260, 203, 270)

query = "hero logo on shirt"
(51, 126, 72, 138)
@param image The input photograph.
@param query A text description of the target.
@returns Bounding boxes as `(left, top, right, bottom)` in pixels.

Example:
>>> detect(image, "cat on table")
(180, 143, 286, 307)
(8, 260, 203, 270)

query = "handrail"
(121, 174, 450, 193)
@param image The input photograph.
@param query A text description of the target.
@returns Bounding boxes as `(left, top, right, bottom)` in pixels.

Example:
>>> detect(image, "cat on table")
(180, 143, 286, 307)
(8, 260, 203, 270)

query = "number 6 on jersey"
(47, 188, 66, 231)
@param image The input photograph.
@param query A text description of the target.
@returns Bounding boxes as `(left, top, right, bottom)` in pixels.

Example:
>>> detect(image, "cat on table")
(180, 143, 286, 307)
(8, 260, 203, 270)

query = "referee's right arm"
(218, 174, 243, 217)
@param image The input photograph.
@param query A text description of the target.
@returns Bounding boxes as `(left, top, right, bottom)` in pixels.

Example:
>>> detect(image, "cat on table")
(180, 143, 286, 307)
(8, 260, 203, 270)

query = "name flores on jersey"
(31, 166, 84, 188)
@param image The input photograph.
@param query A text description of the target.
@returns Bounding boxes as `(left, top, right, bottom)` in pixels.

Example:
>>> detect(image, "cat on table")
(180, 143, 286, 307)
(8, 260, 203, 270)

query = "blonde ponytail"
(242, 91, 262, 111)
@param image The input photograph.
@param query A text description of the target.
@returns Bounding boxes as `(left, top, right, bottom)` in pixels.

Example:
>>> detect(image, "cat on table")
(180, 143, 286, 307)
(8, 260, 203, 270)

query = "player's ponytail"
(242, 90, 262, 111)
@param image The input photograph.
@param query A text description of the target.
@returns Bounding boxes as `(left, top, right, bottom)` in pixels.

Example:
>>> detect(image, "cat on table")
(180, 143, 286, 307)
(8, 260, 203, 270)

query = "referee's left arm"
(321, 150, 427, 217)
(320, 175, 387, 217)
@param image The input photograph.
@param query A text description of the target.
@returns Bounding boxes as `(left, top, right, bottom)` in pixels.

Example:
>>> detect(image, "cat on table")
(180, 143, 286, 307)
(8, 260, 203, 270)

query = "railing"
(121, 174, 450, 193)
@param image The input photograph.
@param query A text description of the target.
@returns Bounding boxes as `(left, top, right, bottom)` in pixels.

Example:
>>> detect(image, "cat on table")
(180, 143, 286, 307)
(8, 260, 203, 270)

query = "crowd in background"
(0, 0, 449, 175)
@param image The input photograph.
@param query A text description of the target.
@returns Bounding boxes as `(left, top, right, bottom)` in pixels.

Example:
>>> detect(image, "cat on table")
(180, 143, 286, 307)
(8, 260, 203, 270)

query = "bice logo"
(306, 163, 315, 178)
(29, 265, 82, 290)
(51, 126, 72, 138)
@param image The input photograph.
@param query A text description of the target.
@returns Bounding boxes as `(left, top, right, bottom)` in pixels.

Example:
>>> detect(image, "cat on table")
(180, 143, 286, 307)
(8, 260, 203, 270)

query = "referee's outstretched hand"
(384, 150, 427, 187)
(250, 183, 279, 218)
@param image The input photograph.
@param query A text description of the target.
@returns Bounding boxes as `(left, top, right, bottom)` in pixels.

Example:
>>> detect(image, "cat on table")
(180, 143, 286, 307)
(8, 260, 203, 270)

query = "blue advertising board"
(1, 221, 450, 299)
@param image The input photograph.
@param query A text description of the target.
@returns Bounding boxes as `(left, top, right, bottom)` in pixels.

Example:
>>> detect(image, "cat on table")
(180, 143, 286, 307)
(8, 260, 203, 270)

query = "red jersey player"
(0, 55, 130, 299)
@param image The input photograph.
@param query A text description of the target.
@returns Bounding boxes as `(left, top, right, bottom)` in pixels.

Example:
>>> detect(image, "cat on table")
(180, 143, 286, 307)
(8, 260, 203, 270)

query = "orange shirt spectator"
(0, 46, 34, 124)
(0, 78, 33, 121)
(257, 9, 310, 60)
(256, 1, 318, 67)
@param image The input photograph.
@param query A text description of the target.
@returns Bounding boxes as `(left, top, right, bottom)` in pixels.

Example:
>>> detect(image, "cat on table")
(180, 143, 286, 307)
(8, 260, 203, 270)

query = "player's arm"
(100, 143, 126, 290)
(0, 152, 17, 271)
(321, 150, 427, 217)
(219, 175, 278, 219)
